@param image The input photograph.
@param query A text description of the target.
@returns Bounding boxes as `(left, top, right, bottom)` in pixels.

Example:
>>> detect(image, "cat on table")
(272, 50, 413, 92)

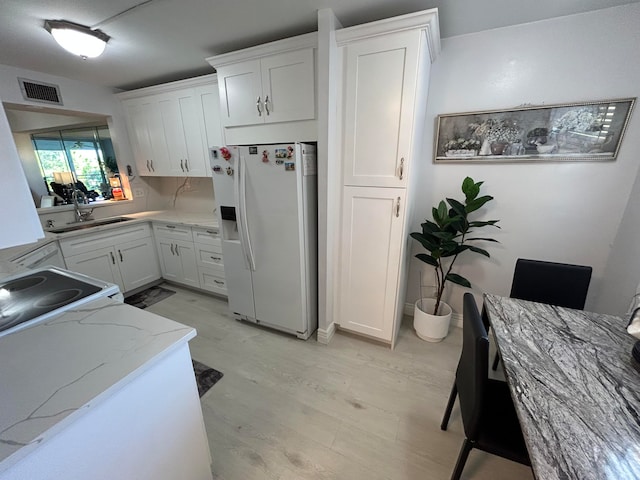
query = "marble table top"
(0, 297, 196, 473)
(484, 294, 640, 480)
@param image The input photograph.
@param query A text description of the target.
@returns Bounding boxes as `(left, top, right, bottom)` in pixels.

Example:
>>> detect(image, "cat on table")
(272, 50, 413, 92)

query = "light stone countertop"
(0, 296, 196, 474)
(484, 294, 640, 480)
(0, 210, 218, 263)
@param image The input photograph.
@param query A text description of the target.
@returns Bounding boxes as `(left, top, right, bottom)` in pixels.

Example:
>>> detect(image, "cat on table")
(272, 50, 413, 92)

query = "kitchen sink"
(48, 217, 133, 234)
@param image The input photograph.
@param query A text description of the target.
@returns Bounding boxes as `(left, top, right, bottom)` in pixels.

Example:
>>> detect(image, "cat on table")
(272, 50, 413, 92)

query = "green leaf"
(437, 201, 447, 223)
(449, 217, 466, 233)
(446, 198, 466, 217)
(430, 231, 456, 240)
(467, 237, 499, 242)
(468, 246, 490, 257)
(410, 232, 439, 252)
(415, 253, 438, 266)
(444, 245, 471, 256)
(462, 177, 480, 201)
(466, 195, 493, 213)
(432, 206, 440, 223)
(468, 220, 500, 228)
(446, 273, 472, 288)
(421, 221, 439, 234)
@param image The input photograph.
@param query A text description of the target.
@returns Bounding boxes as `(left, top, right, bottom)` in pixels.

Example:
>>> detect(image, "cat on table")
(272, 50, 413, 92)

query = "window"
(32, 126, 118, 198)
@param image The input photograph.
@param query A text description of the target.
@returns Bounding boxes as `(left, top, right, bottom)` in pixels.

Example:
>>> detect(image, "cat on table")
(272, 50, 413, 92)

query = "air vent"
(18, 77, 63, 105)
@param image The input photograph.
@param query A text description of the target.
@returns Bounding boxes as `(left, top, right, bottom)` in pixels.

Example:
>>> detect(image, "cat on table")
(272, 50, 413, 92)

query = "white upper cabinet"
(217, 60, 263, 127)
(194, 84, 224, 161)
(158, 89, 209, 176)
(117, 74, 222, 177)
(260, 49, 315, 124)
(341, 30, 420, 188)
(123, 98, 169, 176)
(216, 48, 315, 128)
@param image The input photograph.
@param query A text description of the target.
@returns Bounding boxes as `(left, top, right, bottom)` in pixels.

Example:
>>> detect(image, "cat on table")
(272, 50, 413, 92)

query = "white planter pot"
(413, 298, 452, 342)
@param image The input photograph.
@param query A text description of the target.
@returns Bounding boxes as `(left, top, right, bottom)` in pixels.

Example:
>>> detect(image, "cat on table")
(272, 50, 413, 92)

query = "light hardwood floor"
(147, 284, 534, 480)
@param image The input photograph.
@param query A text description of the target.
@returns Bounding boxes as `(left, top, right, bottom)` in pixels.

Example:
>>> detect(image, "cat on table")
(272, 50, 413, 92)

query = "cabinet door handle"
(175, 244, 180, 256)
(256, 96, 262, 116)
(206, 229, 218, 235)
(166, 225, 176, 229)
(399, 157, 404, 180)
(110, 251, 116, 265)
(264, 95, 270, 115)
(146, 160, 151, 172)
(170, 243, 175, 255)
(180, 159, 185, 172)
(210, 256, 221, 261)
(150, 160, 155, 172)
(395, 197, 401, 218)
(118, 249, 123, 262)
(214, 280, 224, 285)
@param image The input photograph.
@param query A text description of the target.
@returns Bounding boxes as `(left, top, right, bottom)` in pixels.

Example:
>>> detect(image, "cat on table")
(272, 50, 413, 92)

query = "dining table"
(483, 293, 640, 480)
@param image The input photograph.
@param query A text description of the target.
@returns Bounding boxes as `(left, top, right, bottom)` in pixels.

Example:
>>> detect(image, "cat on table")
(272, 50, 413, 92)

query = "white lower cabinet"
(338, 186, 406, 342)
(116, 237, 162, 292)
(155, 237, 199, 288)
(62, 220, 227, 297)
(63, 233, 160, 295)
(153, 223, 225, 293)
(65, 246, 124, 291)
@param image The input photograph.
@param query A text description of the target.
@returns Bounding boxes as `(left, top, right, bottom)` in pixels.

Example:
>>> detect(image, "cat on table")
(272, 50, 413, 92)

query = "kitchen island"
(0, 296, 213, 480)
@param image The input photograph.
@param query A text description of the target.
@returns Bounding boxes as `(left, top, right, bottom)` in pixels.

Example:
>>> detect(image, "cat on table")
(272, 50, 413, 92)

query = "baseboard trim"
(404, 302, 462, 328)
(317, 322, 336, 344)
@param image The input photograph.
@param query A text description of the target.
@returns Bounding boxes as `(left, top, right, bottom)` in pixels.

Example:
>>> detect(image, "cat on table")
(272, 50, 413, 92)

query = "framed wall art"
(434, 98, 635, 163)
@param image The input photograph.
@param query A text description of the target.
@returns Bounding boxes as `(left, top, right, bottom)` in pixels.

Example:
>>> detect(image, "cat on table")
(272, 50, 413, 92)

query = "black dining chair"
(441, 293, 530, 480)
(492, 258, 592, 370)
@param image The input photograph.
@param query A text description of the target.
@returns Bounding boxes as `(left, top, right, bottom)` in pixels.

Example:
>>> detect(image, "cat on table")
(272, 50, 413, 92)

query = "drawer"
(153, 222, 193, 241)
(195, 243, 224, 270)
(192, 226, 221, 246)
(60, 222, 152, 257)
(198, 266, 227, 296)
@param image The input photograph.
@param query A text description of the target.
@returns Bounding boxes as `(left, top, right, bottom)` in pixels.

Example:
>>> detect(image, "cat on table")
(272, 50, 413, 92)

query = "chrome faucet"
(72, 189, 94, 222)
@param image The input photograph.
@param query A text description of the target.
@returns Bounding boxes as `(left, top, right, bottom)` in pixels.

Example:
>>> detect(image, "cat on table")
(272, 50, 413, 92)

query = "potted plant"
(410, 177, 500, 341)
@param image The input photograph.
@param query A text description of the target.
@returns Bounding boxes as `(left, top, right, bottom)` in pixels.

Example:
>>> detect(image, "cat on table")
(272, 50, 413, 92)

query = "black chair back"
(456, 293, 489, 441)
(510, 258, 592, 309)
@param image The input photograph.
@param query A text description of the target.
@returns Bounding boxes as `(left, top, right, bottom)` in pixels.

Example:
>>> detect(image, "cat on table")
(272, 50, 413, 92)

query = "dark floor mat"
(192, 360, 224, 397)
(124, 286, 176, 309)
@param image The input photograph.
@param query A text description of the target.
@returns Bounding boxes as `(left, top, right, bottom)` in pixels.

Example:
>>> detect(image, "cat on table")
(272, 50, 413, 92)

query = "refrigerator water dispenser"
(220, 206, 239, 241)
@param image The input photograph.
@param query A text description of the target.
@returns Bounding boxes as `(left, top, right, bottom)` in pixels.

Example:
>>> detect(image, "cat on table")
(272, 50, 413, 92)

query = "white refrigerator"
(209, 143, 317, 339)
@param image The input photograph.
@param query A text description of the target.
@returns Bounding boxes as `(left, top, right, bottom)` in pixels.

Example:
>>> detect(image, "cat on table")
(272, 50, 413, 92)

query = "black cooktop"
(0, 270, 102, 333)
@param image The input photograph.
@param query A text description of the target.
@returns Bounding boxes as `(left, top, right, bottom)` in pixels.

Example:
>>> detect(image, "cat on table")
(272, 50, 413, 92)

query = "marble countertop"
(0, 210, 218, 263)
(0, 297, 196, 474)
(484, 294, 640, 480)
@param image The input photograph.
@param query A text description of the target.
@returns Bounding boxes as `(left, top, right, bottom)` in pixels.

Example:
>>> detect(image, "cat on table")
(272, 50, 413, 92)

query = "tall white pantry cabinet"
(334, 11, 440, 347)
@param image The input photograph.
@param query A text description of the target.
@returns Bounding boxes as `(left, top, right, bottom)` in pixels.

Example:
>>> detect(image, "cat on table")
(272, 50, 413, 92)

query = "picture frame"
(434, 98, 635, 163)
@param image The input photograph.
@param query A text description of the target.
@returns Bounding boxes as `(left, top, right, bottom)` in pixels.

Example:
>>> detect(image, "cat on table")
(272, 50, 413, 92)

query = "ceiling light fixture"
(44, 20, 110, 59)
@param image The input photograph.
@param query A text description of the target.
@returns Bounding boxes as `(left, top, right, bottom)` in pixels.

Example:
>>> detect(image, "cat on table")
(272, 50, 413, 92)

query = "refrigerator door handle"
(239, 155, 256, 271)
(234, 155, 255, 271)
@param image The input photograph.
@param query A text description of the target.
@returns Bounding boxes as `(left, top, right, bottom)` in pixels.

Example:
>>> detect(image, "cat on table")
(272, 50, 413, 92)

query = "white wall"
(0, 63, 163, 226)
(595, 164, 640, 316)
(407, 4, 640, 315)
(0, 105, 43, 248)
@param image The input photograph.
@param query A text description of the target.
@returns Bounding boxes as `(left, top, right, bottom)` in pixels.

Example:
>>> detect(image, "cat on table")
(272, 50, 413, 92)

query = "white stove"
(0, 266, 122, 338)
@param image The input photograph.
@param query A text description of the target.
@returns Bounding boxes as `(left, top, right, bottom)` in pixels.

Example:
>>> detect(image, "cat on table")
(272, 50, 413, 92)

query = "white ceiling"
(1, 0, 639, 91)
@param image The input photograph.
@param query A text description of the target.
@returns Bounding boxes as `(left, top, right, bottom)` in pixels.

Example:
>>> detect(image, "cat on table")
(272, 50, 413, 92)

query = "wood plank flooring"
(147, 284, 534, 480)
